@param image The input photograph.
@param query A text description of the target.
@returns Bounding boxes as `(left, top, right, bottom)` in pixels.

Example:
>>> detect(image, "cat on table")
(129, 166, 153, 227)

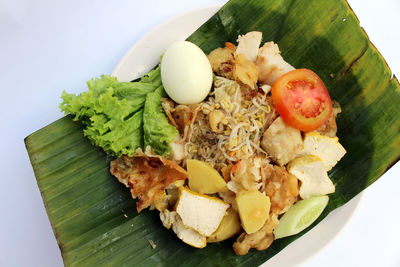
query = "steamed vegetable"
(60, 67, 177, 157)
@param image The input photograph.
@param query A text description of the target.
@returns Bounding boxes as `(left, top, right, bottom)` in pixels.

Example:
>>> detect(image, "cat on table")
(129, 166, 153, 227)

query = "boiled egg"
(161, 41, 213, 104)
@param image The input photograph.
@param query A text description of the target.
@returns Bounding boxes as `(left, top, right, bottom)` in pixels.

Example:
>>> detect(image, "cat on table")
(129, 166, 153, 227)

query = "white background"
(0, 0, 399, 266)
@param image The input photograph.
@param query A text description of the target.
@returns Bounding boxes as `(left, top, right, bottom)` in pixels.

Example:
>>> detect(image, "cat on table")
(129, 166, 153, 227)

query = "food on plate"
(315, 100, 342, 137)
(236, 31, 262, 62)
(233, 214, 279, 255)
(207, 36, 259, 89)
(143, 87, 180, 156)
(263, 164, 299, 215)
(236, 190, 271, 234)
(207, 208, 241, 243)
(109, 149, 187, 212)
(271, 68, 333, 132)
(60, 31, 346, 255)
(256, 41, 295, 85)
(165, 180, 185, 206)
(227, 156, 267, 193)
(60, 68, 178, 157)
(187, 159, 228, 194)
(261, 116, 303, 166)
(287, 155, 335, 199)
(175, 187, 229, 237)
(299, 132, 347, 171)
(233, 53, 259, 89)
(273, 195, 329, 239)
(160, 210, 207, 248)
(207, 45, 235, 79)
(161, 41, 213, 104)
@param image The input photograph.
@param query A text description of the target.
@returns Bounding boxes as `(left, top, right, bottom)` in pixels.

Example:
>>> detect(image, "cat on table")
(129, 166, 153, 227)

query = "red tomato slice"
(271, 69, 333, 132)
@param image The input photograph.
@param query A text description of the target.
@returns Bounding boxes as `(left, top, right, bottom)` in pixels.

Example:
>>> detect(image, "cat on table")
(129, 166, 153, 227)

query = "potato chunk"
(236, 190, 271, 234)
(187, 159, 228, 194)
(207, 208, 241, 243)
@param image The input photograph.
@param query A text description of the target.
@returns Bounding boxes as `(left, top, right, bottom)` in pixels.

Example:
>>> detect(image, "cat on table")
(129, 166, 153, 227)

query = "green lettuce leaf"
(59, 66, 174, 157)
(139, 66, 162, 86)
(143, 86, 178, 156)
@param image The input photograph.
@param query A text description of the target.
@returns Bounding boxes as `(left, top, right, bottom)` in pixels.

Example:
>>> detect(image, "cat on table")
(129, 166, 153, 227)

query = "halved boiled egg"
(161, 41, 213, 104)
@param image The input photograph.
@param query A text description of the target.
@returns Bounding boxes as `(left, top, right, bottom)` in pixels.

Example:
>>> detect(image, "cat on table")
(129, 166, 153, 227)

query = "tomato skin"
(271, 69, 333, 132)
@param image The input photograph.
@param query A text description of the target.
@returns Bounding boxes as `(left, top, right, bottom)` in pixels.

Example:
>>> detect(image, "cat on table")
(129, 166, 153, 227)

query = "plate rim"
(112, 4, 223, 81)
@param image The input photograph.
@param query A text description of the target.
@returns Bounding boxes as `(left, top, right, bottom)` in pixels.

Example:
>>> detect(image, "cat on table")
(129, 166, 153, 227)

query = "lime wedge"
(274, 195, 329, 239)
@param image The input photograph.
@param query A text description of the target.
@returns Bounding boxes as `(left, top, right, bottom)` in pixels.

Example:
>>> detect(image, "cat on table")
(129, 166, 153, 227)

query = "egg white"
(161, 41, 213, 104)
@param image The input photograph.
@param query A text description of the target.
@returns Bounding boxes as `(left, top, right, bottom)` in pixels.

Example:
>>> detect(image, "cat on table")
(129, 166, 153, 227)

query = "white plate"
(112, 5, 222, 81)
(112, 5, 363, 266)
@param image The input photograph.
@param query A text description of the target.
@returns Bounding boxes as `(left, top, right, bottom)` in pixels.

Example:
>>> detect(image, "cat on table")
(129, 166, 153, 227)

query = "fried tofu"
(287, 155, 335, 199)
(299, 132, 346, 171)
(261, 117, 303, 166)
(175, 187, 229, 236)
(160, 210, 207, 248)
(255, 41, 295, 85)
(236, 31, 262, 62)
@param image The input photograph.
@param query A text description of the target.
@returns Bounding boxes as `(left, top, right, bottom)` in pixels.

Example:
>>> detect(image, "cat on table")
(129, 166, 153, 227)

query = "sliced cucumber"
(274, 195, 329, 239)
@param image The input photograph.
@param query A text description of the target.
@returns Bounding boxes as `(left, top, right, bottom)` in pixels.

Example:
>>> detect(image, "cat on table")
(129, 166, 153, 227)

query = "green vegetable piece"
(59, 66, 171, 157)
(274, 195, 329, 239)
(140, 66, 162, 86)
(143, 87, 178, 156)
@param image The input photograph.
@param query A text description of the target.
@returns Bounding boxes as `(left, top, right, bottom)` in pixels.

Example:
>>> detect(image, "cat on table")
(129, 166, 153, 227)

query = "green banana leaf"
(25, 0, 400, 266)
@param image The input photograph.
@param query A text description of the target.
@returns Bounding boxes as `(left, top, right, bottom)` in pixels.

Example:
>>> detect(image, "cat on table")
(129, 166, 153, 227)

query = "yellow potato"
(208, 208, 241, 243)
(187, 159, 228, 194)
(236, 190, 270, 234)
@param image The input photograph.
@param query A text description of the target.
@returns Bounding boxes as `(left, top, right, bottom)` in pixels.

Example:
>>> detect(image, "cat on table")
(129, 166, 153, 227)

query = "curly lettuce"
(59, 67, 177, 157)
(143, 87, 179, 156)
